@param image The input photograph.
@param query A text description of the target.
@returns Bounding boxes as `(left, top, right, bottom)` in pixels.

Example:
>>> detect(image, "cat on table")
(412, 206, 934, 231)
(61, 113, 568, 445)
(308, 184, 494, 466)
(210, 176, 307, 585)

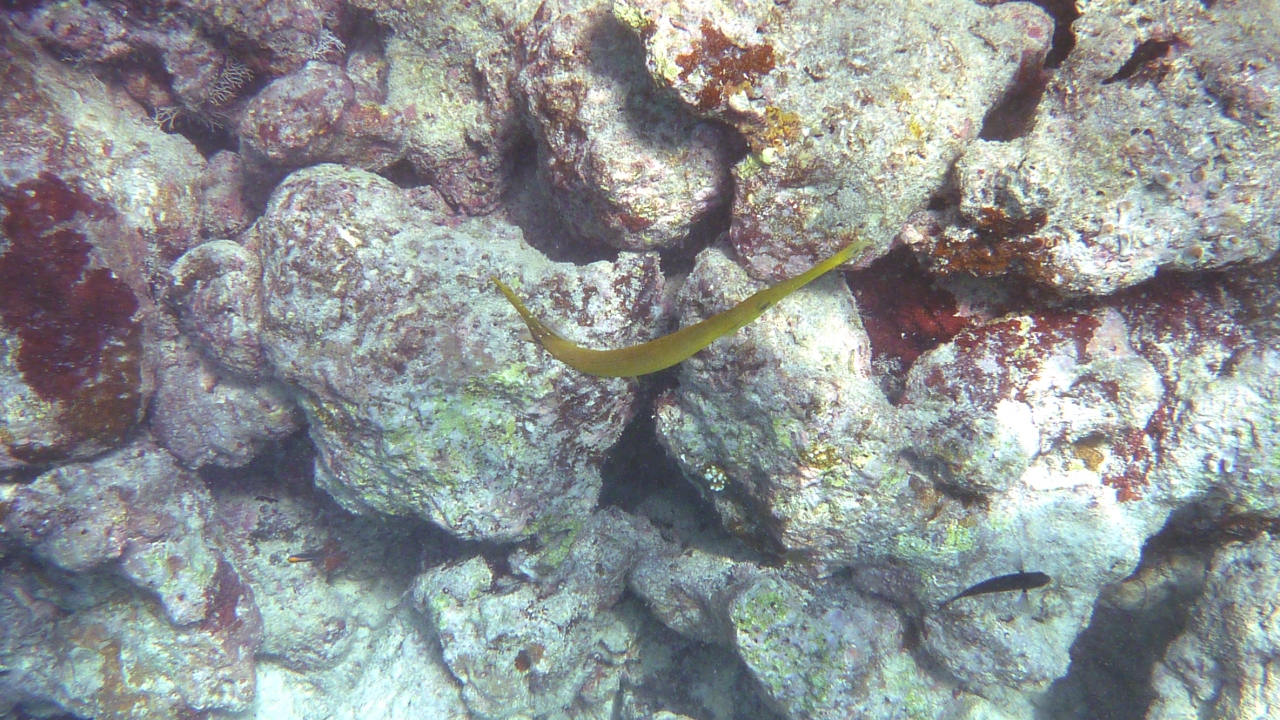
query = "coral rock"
(517, 0, 735, 250)
(150, 325, 300, 469)
(0, 438, 263, 718)
(1, 25, 205, 467)
(168, 239, 272, 378)
(352, 0, 532, 212)
(916, 0, 1280, 295)
(413, 509, 660, 718)
(1148, 534, 1280, 720)
(239, 61, 405, 174)
(618, 0, 1052, 277)
(256, 165, 663, 540)
(199, 151, 256, 240)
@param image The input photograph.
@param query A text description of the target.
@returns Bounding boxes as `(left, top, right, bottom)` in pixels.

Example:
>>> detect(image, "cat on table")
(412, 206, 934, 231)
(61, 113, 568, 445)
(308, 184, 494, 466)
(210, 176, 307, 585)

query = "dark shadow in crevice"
(198, 429, 499, 577)
(658, 172, 737, 277)
(1, 0, 46, 11)
(584, 10, 724, 162)
(1026, 0, 1081, 69)
(0, 464, 47, 484)
(1035, 502, 1279, 720)
(500, 135, 619, 266)
(81, 44, 243, 158)
(927, 161, 964, 212)
(597, 373, 696, 516)
(154, 108, 240, 158)
(1102, 39, 1174, 85)
(331, 2, 385, 57)
(500, 10, 749, 269)
(980, 52, 1051, 141)
(378, 157, 429, 189)
(616, 593, 790, 720)
(597, 374, 778, 564)
(573, 12, 746, 265)
(106, 41, 265, 159)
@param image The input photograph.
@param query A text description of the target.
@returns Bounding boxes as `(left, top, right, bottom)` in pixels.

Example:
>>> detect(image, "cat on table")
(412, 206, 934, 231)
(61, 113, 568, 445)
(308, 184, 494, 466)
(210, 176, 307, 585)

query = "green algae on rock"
(256, 165, 663, 540)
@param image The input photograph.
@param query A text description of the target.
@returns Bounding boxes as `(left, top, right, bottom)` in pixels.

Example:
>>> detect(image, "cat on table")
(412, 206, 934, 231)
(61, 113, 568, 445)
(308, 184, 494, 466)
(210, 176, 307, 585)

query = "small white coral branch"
(209, 58, 252, 106)
(307, 28, 346, 60)
(152, 105, 181, 131)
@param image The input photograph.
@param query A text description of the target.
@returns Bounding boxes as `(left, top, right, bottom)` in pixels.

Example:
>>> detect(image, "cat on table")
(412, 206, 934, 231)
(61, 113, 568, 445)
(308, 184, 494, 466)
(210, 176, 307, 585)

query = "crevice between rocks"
(1102, 39, 1174, 85)
(976, 0, 1079, 142)
(1036, 502, 1278, 720)
(979, 54, 1051, 142)
(1028, 0, 1081, 69)
(499, 136, 619, 265)
(597, 377, 704, 516)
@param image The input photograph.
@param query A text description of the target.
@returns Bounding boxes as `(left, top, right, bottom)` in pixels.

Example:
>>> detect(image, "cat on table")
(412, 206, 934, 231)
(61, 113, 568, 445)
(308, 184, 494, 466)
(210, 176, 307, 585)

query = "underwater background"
(1, 0, 1278, 718)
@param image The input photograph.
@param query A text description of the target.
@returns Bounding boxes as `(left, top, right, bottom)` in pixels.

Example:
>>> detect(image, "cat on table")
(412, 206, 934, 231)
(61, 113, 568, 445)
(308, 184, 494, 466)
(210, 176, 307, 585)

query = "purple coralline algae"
(616, 0, 1054, 278)
(239, 61, 405, 175)
(254, 164, 663, 539)
(0, 26, 201, 467)
(1, 0, 1279, 717)
(912, 0, 1280, 295)
(1, 439, 262, 718)
(517, 0, 736, 250)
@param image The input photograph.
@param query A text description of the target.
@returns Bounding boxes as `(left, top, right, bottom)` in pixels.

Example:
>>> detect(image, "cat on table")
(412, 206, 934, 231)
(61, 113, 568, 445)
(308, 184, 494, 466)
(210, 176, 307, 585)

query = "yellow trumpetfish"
(492, 240, 869, 378)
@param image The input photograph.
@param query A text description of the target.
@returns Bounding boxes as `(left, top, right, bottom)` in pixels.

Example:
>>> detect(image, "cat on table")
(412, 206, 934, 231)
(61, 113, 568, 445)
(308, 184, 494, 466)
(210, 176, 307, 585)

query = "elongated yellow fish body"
(493, 240, 869, 378)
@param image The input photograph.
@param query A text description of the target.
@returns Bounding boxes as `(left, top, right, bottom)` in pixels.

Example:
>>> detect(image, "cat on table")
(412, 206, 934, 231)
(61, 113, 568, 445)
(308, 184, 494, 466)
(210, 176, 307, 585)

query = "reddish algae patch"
(675, 19, 775, 111)
(849, 248, 970, 373)
(200, 558, 248, 634)
(0, 174, 143, 461)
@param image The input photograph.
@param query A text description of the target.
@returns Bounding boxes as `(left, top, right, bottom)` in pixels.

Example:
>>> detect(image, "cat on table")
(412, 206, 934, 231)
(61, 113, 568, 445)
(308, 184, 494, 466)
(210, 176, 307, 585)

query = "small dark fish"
(255, 495, 279, 503)
(287, 539, 348, 573)
(940, 571, 1051, 608)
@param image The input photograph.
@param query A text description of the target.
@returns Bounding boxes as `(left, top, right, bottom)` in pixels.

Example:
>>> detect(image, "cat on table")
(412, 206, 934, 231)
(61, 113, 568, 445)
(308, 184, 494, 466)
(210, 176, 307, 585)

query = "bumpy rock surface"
(1147, 534, 1280, 720)
(239, 61, 405, 175)
(656, 235, 1280, 708)
(5, 0, 1280, 717)
(19, 0, 341, 80)
(252, 608, 470, 720)
(1, 26, 203, 468)
(912, 0, 1280, 295)
(198, 442, 472, 719)
(731, 572, 967, 720)
(630, 547, 758, 646)
(256, 164, 664, 540)
(617, 0, 1052, 277)
(150, 325, 300, 469)
(0, 438, 262, 719)
(518, 0, 736, 250)
(350, 0, 533, 212)
(157, 241, 303, 469)
(413, 509, 662, 719)
(180, 0, 344, 76)
(168, 239, 272, 378)
(4, 438, 239, 624)
(655, 247, 911, 568)
(198, 151, 256, 241)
